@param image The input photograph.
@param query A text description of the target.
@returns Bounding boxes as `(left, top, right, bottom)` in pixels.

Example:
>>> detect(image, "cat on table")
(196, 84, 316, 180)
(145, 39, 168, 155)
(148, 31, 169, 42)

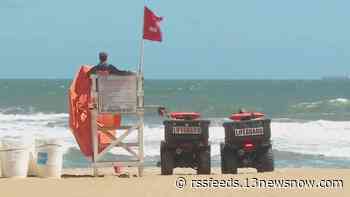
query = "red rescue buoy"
(229, 112, 265, 121)
(170, 112, 201, 120)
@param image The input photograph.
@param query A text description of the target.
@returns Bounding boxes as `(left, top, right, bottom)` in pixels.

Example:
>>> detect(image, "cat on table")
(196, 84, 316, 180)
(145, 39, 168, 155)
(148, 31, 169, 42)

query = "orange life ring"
(170, 112, 201, 120)
(229, 112, 265, 121)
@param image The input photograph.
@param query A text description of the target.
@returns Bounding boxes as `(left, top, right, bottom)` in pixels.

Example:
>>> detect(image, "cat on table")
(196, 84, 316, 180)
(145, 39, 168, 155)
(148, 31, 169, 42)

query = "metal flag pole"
(138, 39, 145, 75)
(138, 0, 147, 75)
(138, 1, 145, 108)
(138, 3, 145, 108)
(136, 1, 145, 177)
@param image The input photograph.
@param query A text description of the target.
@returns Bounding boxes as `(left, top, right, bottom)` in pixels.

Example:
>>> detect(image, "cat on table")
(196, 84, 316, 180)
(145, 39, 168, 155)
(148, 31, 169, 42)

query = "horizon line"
(0, 77, 328, 80)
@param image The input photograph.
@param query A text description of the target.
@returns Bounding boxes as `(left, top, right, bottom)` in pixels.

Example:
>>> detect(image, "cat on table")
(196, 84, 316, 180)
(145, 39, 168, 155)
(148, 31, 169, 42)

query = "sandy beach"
(1, 1, 350, 197)
(0, 167, 348, 197)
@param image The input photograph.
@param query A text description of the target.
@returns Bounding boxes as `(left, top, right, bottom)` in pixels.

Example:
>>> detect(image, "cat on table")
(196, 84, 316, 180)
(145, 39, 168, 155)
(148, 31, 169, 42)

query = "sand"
(0, 167, 348, 197)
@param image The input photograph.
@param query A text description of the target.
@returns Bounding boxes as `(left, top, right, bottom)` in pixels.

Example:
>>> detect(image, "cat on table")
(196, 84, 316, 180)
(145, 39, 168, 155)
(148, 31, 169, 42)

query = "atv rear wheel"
(220, 143, 229, 174)
(197, 146, 211, 175)
(221, 145, 238, 174)
(160, 141, 174, 175)
(256, 147, 274, 173)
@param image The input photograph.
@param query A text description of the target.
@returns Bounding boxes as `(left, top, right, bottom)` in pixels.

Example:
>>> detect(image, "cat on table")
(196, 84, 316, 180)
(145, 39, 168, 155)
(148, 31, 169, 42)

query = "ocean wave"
(289, 98, 350, 114)
(0, 112, 68, 121)
(329, 98, 349, 104)
(142, 121, 350, 158)
(0, 106, 37, 114)
(63, 147, 350, 168)
(296, 97, 349, 108)
(0, 112, 349, 167)
(0, 112, 73, 153)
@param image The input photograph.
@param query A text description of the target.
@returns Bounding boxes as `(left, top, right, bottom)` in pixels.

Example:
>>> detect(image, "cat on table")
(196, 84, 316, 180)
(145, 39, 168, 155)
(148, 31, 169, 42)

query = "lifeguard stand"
(89, 72, 145, 177)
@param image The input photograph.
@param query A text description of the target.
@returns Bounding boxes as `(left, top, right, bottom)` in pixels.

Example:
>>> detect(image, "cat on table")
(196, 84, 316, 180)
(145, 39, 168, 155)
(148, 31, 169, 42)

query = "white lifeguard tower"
(89, 72, 145, 177)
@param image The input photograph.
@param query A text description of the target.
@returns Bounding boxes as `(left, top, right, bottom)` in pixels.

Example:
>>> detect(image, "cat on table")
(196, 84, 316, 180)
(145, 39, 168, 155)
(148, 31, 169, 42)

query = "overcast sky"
(0, 0, 349, 79)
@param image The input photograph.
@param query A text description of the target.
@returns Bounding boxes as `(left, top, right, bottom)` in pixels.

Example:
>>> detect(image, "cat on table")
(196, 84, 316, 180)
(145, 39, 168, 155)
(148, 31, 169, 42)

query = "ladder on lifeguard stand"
(89, 72, 145, 177)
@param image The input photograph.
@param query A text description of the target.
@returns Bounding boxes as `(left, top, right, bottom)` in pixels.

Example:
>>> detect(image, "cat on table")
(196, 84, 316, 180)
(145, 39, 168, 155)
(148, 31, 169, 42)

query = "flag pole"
(138, 1, 146, 75)
(137, 3, 145, 108)
(137, 2, 145, 177)
(137, 36, 145, 108)
(138, 38, 145, 75)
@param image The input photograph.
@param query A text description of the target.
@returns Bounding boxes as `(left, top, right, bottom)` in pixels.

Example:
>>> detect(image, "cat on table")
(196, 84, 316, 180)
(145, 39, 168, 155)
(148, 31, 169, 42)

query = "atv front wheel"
(197, 146, 211, 175)
(221, 145, 238, 174)
(220, 143, 229, 174)
(160, 141, 174, 175)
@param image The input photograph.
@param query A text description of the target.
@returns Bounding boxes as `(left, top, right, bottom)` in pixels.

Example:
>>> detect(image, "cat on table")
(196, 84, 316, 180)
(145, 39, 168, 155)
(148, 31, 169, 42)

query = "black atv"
(221, 111, 274, 174)
(159, 110, 211, 175)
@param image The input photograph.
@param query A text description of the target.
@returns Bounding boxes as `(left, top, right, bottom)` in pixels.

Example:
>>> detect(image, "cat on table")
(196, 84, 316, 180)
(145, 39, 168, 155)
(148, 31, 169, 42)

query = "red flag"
(143, 6, 163, 42)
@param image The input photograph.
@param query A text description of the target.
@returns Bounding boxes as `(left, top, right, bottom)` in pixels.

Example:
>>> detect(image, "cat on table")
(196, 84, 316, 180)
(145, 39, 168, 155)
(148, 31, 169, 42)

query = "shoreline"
(0, 167, 348, 197)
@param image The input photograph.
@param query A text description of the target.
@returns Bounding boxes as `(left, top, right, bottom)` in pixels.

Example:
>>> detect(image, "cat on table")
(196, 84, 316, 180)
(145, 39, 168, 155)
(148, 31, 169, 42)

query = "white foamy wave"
(0, 113, 68, 121)
(291, 97, 350, 110)
(329, 98, 349, 104)
(271, 120, 350, 158)
(1, 112, 349, 159)
(140, 121, 350, 159)
(0, 112, 73, 152)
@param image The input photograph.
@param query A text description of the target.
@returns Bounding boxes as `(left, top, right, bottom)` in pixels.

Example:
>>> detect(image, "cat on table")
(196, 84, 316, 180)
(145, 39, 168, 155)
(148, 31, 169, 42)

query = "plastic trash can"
(0, 137, 30, 178)
(36, 139, 63, 178)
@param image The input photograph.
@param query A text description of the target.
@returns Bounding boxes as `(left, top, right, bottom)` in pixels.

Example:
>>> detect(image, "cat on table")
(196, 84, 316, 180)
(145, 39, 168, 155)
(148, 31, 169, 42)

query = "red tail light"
(243, 143, 255, 151)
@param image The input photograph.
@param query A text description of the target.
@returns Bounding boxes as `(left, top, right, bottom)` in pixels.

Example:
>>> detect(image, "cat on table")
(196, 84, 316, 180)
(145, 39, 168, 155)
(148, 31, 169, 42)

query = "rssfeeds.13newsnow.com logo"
(175, 176, 344, 190)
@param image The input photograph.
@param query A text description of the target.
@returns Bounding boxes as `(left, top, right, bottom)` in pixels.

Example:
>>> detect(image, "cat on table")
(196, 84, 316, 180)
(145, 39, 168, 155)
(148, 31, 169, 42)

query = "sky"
(0, 0, 350, 79)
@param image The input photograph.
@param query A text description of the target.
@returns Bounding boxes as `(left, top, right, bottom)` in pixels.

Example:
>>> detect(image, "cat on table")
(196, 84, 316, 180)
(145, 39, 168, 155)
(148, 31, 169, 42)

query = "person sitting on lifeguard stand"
(88, 52, 132, 76)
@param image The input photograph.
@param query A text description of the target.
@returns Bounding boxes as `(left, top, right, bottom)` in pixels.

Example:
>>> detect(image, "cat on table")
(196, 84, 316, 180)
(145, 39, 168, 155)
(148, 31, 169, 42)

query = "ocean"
(0, 79, 350, 168)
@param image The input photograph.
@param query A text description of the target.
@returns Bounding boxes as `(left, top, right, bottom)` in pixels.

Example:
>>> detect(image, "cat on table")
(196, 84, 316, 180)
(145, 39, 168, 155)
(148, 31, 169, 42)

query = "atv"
(159, 108, 211, 175)
(221, 111, 274, 174)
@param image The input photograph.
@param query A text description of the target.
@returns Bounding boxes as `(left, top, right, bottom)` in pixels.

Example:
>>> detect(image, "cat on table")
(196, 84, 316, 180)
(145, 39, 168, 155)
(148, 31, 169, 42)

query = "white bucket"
(36, 139, 63, 178)
(0, 137, 30, 178)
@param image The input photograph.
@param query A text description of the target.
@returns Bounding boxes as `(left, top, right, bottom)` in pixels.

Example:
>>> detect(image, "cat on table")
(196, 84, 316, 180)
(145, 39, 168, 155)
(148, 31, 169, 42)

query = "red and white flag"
(143, 6, 163, 42)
